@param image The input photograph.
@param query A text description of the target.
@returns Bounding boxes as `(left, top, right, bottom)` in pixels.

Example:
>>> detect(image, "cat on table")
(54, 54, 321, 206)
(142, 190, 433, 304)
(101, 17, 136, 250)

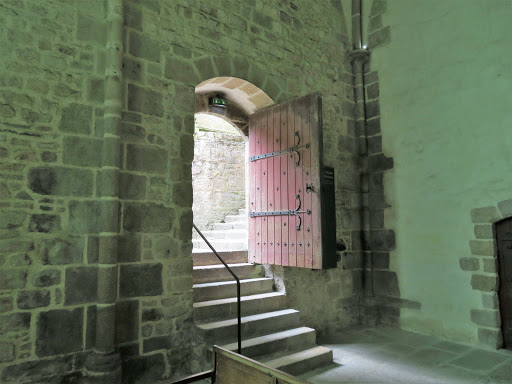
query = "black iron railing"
(193, 223, 242, 355)
(171, 224, 243, 384)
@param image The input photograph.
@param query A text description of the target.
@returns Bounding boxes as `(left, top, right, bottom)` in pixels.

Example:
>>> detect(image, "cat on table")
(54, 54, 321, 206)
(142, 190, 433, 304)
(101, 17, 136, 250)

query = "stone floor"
(299, 326, 512, 384)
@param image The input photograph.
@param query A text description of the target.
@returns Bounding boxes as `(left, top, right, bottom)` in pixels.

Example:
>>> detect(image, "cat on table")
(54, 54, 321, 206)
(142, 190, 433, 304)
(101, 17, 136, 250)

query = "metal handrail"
(193, 223, 242, 355)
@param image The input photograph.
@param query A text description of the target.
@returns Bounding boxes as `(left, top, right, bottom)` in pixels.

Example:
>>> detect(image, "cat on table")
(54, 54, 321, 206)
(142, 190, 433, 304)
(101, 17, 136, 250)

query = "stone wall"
(0, 0, 361, 382)
(192, 130, 246, 230)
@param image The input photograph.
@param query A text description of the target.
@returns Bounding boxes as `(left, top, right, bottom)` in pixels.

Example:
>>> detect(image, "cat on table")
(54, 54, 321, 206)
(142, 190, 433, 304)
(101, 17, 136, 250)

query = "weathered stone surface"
(471, 274, 498, 292)
(482, 293, 499, 309)
(68, 200, 119, 233)
(123, 202, 174, 232)
(40, 237, 84, 265)
(0, 297, 13, 313)
(86, 305, 96, 349)
(129, 32, 161, 62)
(121, 354, 165, 384)
(77, 14, 106, 45)
(0, 269, 27, 290)
(118, 234, 141, 263)
(372, 270, 400, 297)
(65, 267, 98, 305)
(142, 308, 163, 322)
(478, 327, 503, 349)
(120, 121, 146, 142)
(483, 257, 497, 273)
(368, 153, 393, 172)
(369, 230, 395, 251)
(116, 300, 139, 343)
(369, 26, 390, 48)
(123, 56, 144, 82)
(120, 173, 146, 200)
(497, 199, 512, 217)
(0, 210, 27, 229)
(33, 269, 61, 289)
(28, 214, 61, 233)
(3, 356, 74, 382)
(143, 336, 171, 353)
(470, 309, 500, 328)
(59, 103, 93, 134)
(164, 56, 198, 85)
(17, 290, 50, 309)
(471, 206, 501, 223)
(119, 263, 163, 297)
(127, 84, 163, 116)
(172, 182, 193, 207)
(469, 240, 495, 256)
(474, 224, 493, 239)
(28, 167, 93, 197)
(0, 341, 15, 362)
(63, 136, 102, 167)
(0, 312, 30, 335)
(36, 308, 83, 357)
(126, 143, 167, 174)
(459, 257, 479, 271)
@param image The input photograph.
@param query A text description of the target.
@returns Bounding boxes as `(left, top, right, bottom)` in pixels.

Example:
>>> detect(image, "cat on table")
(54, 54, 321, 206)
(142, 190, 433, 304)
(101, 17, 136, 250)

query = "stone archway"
(462, 199, 512, 348)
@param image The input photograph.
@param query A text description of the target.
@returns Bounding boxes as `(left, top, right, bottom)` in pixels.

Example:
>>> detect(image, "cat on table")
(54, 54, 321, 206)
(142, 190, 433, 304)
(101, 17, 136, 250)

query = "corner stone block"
(123, 202, 174, 233)
(65, 266, 98, 305)
(497, 199, 512, 217)
(127, 84, 163, 117)
(126, 144, 168, 174)
(368, 154, 393, 172)
(459, 257, 480, 271)
(0, 312, 31, 335)
(172, 182, 193, 207)
(368, 26, 390, 48)
(470, 309, 500, 328)
(471, 274, 498, 292)
(372, 270, 400, 297)
(1, 355, 73, 382)
(482, 293, 499, 309)
(369, 230, 395, 251)
(68, 200, 119, 234)
(36, 308, 83, 357)
(17, 290, 51, 309)
(471, 206, 501, 223)
(119, 263, 163, 298)
(28, 167, 94, 197)
(63, 136, 103, 167)
(28, 214, 61, 233)
(119, 172, 147, 200)
(39, 237, 84, 265)
(116, 300, 139, 343)
(58, 103, 93, 135)
(474, 224, 493, 239)
(164, 56, 199, 85)
(478, 327, 503, 349)
(0, 269, 27, 290)
(469, 240, 495, 256)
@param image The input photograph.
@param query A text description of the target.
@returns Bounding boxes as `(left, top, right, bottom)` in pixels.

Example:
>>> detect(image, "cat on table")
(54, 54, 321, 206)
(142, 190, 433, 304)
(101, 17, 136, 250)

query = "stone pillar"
(350, 49, 371, 296)
(82, 0, 123, 382)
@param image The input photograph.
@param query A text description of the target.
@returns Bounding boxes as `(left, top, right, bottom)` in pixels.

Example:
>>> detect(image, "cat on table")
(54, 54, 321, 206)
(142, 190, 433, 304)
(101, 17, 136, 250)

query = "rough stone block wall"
(192, 130, 246, 230)
(0, 0, 360, 381)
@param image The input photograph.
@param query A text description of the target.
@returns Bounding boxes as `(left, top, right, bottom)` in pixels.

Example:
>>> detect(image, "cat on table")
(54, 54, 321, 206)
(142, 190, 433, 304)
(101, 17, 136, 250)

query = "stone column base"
(80, 350, 122, 384)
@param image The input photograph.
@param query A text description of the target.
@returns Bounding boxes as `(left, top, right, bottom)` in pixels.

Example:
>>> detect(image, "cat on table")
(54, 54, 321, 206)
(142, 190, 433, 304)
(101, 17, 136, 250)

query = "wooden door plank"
(303, 96, 313, 269)
(295, 97, 305, 268)
(280, 104, 289, 267)
(272, 105, 282, 265)
(261, 111, 269, 264)
(287, 101, 297, 267)
(309, 94, 323, 269)
(254, 111, 263, 264)
(248, 111, 257, 264)
(267, 107, 276, 265)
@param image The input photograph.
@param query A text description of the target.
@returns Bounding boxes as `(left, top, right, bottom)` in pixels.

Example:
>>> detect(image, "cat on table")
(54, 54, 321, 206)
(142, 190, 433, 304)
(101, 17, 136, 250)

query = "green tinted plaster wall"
(371, 0, 512, 343)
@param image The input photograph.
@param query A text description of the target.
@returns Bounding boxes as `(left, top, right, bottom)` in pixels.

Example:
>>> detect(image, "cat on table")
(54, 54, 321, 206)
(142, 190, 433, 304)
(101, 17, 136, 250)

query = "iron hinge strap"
(249, 132, 309, 166)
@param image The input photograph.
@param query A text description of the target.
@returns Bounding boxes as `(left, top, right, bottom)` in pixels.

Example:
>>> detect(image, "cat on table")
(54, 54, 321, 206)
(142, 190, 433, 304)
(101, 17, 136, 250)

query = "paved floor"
(300, 326, 512, 384)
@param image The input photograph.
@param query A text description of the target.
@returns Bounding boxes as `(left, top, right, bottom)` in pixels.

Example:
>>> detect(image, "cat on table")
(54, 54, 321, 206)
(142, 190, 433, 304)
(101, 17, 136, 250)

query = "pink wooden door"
(248, 94, 336, 269)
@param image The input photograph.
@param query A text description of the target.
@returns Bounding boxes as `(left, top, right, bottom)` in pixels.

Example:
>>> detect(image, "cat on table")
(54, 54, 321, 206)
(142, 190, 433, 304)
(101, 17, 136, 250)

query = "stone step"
(192, 250, 248, 266)
(193, 292, 287, 322)
(224, 215, 246, 223)
(193, 277, 274, 302)
(196, 309, 301, 344)
(213, 222, 247, 230)
(262, 346, 333, 376)
(193, 263, 264, 284)
(193, 229, 247, 241)
(193, 238, 247, 251)
(217, 327, 317, 360)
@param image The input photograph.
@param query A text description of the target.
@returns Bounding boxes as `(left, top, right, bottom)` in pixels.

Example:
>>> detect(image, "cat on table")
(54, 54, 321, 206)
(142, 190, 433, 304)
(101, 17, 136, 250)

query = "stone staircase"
(192, 211, 333, 377)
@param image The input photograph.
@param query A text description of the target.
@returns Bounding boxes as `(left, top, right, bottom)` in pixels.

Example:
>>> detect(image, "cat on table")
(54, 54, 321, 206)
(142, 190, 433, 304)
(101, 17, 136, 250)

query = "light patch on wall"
(195, 113, 241, 136)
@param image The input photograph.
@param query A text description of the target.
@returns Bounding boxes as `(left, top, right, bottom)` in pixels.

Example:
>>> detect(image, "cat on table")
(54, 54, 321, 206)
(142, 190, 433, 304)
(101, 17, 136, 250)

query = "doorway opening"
(495, 217, 512, 349)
